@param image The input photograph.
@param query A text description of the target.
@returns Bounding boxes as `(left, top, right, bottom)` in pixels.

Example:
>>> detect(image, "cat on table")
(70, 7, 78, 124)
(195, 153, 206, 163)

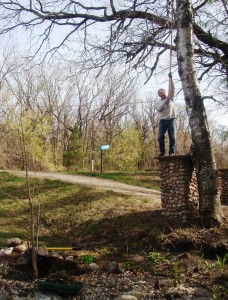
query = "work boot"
(158, 152, 165, 157)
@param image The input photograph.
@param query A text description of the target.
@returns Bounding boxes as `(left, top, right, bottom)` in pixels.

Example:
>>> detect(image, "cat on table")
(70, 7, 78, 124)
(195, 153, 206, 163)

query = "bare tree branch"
(0, 0, 227, 88)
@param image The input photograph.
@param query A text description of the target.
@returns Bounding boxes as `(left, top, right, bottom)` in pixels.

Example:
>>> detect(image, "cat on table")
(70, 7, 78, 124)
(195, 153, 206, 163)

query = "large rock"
(37, 245, 49, 257)
(116, 296, 138, 300)
(35, 291, 63, 300)
(6, 238, 21, 247)
(14, 244, 28, 253)
(107, 261, 123, 274)
(0, 247, 13, 256)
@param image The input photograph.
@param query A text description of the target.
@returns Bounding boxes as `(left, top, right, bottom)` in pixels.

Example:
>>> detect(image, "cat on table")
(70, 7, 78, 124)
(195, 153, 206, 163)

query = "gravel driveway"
(2, 170, 161, 203)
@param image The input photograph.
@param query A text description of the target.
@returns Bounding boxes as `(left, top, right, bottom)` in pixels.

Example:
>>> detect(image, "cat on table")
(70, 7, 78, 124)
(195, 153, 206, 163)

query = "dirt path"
(2, 170, 161, 202)
(3, 170, 228, 216)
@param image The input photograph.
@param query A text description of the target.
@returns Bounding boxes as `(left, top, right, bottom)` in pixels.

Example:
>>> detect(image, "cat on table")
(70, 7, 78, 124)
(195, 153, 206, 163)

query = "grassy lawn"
(0, 171, 162, 255)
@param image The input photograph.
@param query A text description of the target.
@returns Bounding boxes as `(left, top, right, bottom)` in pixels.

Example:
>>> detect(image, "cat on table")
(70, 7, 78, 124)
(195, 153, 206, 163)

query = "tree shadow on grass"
(40, 209, 174, 255)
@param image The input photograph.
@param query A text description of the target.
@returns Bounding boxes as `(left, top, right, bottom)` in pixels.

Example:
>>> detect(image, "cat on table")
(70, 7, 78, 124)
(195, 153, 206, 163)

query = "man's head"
(158, 88, 166, 100)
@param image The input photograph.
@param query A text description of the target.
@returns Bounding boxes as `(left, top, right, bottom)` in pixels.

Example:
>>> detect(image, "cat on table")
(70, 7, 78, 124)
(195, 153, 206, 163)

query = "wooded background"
(0, 61, 227, 172)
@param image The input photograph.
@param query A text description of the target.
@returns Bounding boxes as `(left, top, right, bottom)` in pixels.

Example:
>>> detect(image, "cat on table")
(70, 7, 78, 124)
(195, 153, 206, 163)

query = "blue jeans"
(158, 118, 176, 154)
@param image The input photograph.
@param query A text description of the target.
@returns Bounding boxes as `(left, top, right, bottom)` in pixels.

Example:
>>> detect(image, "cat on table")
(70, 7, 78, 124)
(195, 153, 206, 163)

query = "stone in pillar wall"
(217, 169, 228, 205)
(156, 155, 199, 223)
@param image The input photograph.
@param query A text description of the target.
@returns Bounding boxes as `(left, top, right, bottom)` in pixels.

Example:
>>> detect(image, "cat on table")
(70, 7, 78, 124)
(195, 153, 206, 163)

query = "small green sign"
(100, 145, 110, 150)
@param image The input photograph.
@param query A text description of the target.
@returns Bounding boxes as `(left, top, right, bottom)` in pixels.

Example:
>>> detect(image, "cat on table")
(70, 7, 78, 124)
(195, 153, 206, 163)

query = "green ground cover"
(0, 171, 161, 251)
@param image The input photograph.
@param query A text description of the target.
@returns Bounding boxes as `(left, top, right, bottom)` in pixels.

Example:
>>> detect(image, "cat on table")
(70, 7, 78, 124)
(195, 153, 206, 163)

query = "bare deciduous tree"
(0, 1, 226, 87)
(0, 0, 226, 225)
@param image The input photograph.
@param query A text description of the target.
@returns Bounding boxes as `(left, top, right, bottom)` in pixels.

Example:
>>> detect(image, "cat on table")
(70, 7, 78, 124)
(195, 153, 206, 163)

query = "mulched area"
(0, 219, 227, 300)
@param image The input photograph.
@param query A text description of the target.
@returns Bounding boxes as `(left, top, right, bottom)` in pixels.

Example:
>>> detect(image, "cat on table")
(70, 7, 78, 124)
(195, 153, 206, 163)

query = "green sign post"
(100, 145, 110, 172)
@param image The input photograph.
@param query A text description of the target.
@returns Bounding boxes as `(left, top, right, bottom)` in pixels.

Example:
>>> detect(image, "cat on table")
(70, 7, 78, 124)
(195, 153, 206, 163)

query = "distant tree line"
(0, 60, 227, 172)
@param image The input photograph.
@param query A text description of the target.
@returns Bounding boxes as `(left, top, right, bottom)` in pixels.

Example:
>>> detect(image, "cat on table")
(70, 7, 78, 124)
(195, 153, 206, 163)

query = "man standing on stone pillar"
(155, 73, 176, 156)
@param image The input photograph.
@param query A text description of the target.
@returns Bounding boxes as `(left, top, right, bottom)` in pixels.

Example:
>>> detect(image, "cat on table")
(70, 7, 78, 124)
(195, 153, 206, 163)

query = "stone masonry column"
(156, 155, 199, 223)
(218, 169, 228, 205)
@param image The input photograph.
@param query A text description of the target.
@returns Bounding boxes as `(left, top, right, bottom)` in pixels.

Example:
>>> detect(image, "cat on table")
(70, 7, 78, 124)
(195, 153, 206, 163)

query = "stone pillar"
(217, 169, 228, 205)
(156, 155, 199, 222)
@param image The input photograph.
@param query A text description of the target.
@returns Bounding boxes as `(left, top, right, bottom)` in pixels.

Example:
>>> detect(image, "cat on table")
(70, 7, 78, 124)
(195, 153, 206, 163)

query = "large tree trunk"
(176, 0, 223, 227)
